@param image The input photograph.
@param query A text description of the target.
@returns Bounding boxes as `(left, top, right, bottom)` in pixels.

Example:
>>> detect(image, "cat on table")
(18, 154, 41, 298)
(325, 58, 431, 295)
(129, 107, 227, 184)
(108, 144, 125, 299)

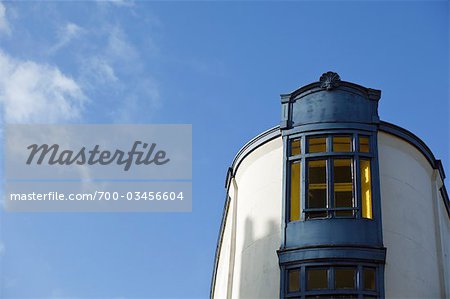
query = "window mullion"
(355, 155, 362, 219)
(357, 265, 362, 291)
(328, 157, 334, 218)
(300, 266, 306, 297)
(329, 267, 334, 290)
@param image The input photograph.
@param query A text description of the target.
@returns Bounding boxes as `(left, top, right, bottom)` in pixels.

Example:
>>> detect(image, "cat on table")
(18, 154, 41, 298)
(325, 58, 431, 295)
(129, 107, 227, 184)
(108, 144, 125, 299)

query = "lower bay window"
(284, 263, 379, 298)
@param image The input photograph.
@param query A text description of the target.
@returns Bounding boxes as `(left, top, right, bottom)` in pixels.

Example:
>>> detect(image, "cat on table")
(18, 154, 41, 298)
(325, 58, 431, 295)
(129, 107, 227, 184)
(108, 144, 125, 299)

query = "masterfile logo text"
(26, 141, 170, 171)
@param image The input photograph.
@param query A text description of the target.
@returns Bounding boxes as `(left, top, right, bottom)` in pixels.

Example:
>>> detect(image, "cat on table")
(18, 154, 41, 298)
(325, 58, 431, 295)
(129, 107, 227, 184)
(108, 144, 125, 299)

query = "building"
(210, 72, 450, 299)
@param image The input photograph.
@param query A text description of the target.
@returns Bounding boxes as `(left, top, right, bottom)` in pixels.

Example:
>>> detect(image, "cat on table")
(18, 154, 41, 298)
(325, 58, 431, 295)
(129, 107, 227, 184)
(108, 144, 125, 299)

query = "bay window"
(284, 263, 380, 298)
(288, 133, 374, 221)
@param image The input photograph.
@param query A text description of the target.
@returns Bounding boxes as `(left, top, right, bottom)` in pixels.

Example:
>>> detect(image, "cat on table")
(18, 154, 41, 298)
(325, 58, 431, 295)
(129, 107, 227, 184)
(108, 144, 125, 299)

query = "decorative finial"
(319, 71, 341, 90)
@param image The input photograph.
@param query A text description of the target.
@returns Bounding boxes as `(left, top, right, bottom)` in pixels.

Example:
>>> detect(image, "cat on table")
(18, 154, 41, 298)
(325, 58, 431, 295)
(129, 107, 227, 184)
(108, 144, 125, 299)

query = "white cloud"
(106, 25, 138, 63)
(0, 50, 86, 123)
(0, 2, 11, 35)
(79, 56, 118, 88)
(50, 22, 84, 53)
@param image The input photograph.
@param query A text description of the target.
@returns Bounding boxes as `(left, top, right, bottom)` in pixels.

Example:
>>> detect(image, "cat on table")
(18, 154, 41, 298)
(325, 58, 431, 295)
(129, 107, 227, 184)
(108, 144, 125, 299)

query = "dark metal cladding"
(280, 72, 381, 130)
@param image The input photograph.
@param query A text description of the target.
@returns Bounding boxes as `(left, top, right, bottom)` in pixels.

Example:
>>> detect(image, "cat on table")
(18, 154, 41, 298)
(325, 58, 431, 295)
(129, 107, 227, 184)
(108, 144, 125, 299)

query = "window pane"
(360, 159, 373, 219)
(291, 139, 301, 156)
(359, 136, 370, 153)
(307, 160, 327, 219)
(308, 136, 327, 153)
(288, 269, 300, 292)
(333, 136, 352, 152)
(363, 268, 376, 290)
(290, 162, 301, 221)
(307, 268, 328, 290)
(334, 159, 354, 217)
(335, 268, 356, 289)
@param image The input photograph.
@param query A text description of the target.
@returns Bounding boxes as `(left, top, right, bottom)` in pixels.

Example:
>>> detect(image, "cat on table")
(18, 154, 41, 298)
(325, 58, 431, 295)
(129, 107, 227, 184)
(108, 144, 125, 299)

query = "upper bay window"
(288, 133, 374, 221)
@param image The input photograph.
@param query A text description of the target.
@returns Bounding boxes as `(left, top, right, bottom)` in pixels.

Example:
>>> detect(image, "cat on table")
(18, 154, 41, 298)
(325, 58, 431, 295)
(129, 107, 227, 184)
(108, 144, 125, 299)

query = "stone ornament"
(320, 71, 341, 90)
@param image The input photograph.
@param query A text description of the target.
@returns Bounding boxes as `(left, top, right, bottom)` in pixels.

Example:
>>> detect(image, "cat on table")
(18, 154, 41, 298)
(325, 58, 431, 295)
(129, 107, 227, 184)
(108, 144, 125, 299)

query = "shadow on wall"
(238, 217, 278, 299)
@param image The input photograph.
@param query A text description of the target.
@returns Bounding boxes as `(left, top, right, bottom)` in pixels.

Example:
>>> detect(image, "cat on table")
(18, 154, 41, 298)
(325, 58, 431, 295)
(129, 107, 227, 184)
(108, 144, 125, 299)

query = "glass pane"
(308, 136, 327, 153)
(334, 159, 354, 217)
(307, 160, 327, 219)
(307, 268, 328, 290)
(288, 269, 300, 292)
(333, 136, 352, 152)
(359, 136, 370, 153)
(360, 159, 373, 219)
(335, 268, 356, 289)
(290, 162, 301, 221)
(363, 268, 376, 290)
(291, 139, 301, 156)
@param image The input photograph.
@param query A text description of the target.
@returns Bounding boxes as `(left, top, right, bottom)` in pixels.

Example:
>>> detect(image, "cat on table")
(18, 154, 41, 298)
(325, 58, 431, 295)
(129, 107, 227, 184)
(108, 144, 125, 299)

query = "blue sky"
(0, 1, 448, 298)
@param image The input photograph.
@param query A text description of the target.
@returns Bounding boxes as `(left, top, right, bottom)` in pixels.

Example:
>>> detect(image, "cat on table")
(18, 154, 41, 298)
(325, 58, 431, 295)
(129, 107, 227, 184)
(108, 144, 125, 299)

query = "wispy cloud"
(0, 50, 86, 123)
(0, 2, 11, 35)
(76, 22, 160, 122)
(50, 22, 84, 53)
(104, 0, 134, 7)
(0, 2, 161, 125)
(79, 56, 118, 88)
(105, 25, 139, 64)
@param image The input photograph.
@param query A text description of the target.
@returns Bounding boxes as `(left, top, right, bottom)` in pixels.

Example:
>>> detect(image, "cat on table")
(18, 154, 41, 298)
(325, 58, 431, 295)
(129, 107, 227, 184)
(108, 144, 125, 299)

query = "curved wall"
(378, 131, 448, 298)
(213, 137, 283, 299)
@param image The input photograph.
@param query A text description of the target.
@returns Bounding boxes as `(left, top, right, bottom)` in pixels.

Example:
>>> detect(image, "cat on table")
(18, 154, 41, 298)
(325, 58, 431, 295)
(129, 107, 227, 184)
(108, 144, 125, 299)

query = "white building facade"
(211, 72, 450, 299)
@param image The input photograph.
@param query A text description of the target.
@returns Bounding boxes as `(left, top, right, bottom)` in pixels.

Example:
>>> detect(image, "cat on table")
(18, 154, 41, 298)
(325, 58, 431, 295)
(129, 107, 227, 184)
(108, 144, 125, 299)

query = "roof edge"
(226, 125, 281, 189)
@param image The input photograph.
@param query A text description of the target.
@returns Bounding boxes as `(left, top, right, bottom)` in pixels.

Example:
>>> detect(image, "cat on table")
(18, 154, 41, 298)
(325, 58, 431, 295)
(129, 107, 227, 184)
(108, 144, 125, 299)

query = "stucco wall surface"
(378, 132, 446, 298)
(226, 137, 284, 299)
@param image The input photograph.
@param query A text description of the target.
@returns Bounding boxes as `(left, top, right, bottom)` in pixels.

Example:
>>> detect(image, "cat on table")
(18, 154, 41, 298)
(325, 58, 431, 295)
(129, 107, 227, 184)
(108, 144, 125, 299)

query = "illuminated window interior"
(307, 160, 327, 219)
(359, 136, 370, 153)
(290, 162, 301, 221)
(308, 136, 326, 153)
(360, 159, 373, 219)
(291, 139, 301, 156)
(333, 159, 354, 217)
(333, 136, 352, 152)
